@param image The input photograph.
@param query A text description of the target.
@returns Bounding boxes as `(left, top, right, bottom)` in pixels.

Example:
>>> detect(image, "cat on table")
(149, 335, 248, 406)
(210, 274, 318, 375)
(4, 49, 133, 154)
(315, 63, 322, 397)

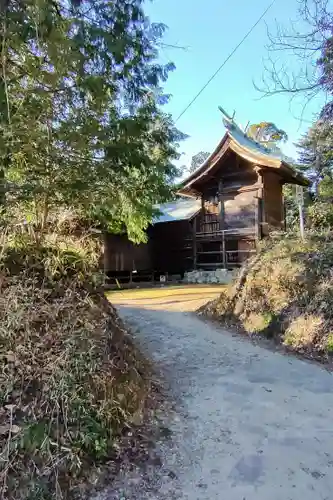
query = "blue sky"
(145, 0, 326, 167)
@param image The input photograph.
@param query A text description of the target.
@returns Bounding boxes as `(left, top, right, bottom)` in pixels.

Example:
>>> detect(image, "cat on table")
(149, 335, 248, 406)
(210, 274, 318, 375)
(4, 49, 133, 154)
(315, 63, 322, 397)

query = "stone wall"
(184, 268, 234, 285)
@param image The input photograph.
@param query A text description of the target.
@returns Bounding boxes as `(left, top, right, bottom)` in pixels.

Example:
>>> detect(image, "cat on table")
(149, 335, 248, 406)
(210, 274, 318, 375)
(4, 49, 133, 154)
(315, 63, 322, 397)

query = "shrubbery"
(202, 233, 333, 360)
(0, 228, 150, 499)
(307, 201, 333, 229)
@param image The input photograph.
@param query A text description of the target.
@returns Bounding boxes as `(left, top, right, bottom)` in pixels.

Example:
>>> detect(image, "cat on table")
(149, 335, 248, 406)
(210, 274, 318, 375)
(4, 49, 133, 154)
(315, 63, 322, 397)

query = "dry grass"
(0, 231, 150, 499)
(283, 315, 323, 349)
(243, 312, 274, 334)
(202, 233, 333, 361)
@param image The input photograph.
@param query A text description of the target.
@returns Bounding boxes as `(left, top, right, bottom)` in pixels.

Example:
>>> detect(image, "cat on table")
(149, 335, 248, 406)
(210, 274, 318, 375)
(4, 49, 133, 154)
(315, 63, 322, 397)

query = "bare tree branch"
(258, 0, 333, 114)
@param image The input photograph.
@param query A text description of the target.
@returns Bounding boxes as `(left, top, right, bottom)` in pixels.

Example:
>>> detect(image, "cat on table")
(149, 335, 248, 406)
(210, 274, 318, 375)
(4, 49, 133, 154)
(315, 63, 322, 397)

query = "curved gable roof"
(179, 118, 309, 195)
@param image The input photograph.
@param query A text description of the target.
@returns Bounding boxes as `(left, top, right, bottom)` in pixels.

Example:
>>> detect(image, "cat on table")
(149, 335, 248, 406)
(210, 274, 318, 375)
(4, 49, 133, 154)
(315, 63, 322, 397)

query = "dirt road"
(102, 286, 333, 500)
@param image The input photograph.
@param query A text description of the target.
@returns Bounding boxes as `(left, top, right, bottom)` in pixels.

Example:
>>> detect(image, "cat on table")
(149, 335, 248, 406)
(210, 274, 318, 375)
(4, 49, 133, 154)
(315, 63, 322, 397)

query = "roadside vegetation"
(202, 233, 333, 361)
(0, 222, 152, 499)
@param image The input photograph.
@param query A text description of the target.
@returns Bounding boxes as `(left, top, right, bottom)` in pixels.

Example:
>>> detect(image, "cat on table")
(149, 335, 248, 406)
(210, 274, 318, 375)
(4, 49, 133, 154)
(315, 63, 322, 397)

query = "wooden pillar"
(103, 233, 108, 274)
(282, 191, 287, 231)
(218, 179, 226, 269)
(254, 166, 264, 240)
(192, 219, 197, 270)
(201, 195, 205, 232)
(255, 198, 260, 242)
(222, 231, 226, 268)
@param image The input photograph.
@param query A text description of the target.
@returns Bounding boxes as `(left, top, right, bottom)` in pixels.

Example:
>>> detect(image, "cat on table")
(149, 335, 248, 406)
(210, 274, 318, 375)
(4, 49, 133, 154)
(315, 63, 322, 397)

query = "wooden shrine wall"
(224, 190, 257, 229)
(149, 220, 194, 274)
(104, 233, 151, 273)
(200, 162, 259, 232)
(263, 171, 284, 230)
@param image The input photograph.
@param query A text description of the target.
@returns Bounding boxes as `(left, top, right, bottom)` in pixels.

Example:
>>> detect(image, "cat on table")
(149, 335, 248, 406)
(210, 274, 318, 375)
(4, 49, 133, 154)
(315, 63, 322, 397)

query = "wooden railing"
(193, 226, 257, 269)
(196, 249, 257, 268)
(196, 227, 256, 238)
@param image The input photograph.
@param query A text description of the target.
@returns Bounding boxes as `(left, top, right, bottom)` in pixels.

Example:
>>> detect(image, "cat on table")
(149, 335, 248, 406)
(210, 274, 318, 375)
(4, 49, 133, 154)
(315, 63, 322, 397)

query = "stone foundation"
(184, 268, 234, 285)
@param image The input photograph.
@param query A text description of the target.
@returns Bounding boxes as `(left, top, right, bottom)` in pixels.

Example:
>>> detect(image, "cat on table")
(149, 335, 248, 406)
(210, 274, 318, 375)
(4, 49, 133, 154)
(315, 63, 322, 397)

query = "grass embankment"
(202, 234, 333, 362)
(0, 231, 150, 499)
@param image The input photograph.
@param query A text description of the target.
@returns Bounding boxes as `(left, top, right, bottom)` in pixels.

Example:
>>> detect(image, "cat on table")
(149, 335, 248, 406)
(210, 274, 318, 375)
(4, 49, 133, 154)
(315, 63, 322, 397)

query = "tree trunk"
(0, 0, 10, 208)
(315, 153, 321, 198)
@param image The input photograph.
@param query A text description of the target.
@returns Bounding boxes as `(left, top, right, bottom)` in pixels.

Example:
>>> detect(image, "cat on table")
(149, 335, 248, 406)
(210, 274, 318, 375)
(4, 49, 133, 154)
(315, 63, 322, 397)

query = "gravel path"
(99, 289, 333, 500)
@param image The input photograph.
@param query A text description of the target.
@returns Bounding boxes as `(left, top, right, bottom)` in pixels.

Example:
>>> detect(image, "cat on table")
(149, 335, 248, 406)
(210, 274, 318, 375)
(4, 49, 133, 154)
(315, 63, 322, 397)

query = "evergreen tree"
(296, 120, 333, 195)
(0, 0, 185, 242)
(189, 151, 210, 173)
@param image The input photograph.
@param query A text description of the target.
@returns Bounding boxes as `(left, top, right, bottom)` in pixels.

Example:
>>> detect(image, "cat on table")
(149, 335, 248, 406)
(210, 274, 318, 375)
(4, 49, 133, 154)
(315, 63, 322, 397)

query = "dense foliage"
(0, 2, 179, 498)
(293, 120, 333, 230)
(296, 120, 333, 193)
(0, 0, 184, 242)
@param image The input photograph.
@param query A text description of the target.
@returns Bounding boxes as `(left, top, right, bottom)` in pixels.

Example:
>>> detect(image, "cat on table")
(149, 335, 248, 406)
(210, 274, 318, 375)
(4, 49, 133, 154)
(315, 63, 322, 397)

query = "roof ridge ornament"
(218, 106, 239, 132)
(218, 105, 274, 155)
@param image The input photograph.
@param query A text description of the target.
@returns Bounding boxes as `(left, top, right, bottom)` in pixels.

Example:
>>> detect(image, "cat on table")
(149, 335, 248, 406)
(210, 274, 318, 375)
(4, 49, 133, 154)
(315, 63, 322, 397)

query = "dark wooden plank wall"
(104, 220, 195, 276)
(222, 167, 258, 230)
(104, 233, 151, 273)
(263, 171, 284, 231)
(194, 161, 259, 269)
(224, 190, 257, 228)
(149, 220, 194, 274)
(200, 165, 258, 232)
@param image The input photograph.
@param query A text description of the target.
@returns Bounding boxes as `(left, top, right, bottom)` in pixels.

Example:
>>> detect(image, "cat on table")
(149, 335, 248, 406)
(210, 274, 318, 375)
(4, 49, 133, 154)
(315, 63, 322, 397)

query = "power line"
(175, 0, 276, 122)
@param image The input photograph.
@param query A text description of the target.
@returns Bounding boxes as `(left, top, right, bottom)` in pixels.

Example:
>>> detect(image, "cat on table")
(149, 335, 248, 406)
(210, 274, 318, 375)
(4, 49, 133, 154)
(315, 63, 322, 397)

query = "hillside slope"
(0, 233, 151, 499)
(202, 234, 333, 361)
